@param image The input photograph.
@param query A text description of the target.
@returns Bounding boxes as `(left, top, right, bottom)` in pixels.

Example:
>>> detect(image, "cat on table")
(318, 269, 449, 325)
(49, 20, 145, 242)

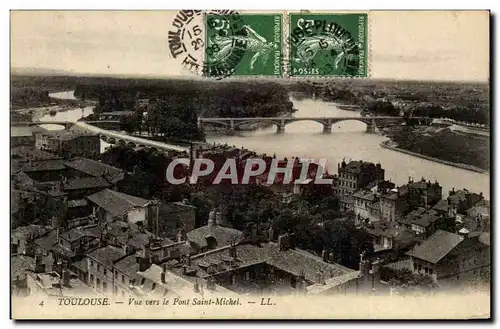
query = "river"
(39, 91, 489, 199)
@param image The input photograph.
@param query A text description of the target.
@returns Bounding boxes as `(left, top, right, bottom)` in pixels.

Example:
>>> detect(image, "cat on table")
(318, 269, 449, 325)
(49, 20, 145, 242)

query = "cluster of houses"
(336, 159, 490, 288)
(10, 125, 490, 300)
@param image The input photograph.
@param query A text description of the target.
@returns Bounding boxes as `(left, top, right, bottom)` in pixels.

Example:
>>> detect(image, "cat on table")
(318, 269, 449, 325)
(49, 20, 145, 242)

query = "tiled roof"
(18, 159, 66, 172)
(63, 176, 111, 191)
(12, 225, 47, 239)
(11, 255, 35, 282)
(60, 226, 99, 242)
(186, 224, 243, 249)
(34, 230, 58, 253)
(72, 259, 88, 273)
(113, 254, 140, 279)
(433, 199, 449, 212)
(184, 242, 353, 285)
(67, 199, 88, 208)
(406, 230, 464, 264)
(64, 158, 124, 184)
(352, 189, 376, 201)
(87, 245, 126, 267)
(87, 189, 150, 218)
(11, 146, 60, 161)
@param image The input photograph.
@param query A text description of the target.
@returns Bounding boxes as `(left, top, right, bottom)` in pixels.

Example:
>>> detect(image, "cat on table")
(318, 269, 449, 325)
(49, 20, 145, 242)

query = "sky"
(10, 10, 490, 81)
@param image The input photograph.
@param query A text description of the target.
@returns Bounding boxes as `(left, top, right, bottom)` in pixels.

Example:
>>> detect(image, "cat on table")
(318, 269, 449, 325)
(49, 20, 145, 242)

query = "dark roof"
(186, 224, 243, 249)
(60, 226, 99, 242)
(34, 230, 58, 252)
(11, 255, 35, 282)
(11, 146, 60, 161)
(406, 230, 464, 264)
(12, 225, 47, 239)
(64, 158, 124, 184)
(87, 189, 150, 218)
(67, 199, 89, 208)
(433, 199, 449, 212)
(114, 254, 140, 278)
(184, 242, 353, 284)
(352, 189, 376, 201)
(340, 160, 377, 175)
(72, 259, 88, 273)
(18, 159, 66, 172)
(52, 244, 76, 258)
(63, 176, 111, 191)
(87, 245, 126, 267)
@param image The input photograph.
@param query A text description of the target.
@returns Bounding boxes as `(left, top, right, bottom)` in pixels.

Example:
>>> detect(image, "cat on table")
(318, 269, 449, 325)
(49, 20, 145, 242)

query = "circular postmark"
(289, 18, 363, 77)
(167, 10, 247, 80)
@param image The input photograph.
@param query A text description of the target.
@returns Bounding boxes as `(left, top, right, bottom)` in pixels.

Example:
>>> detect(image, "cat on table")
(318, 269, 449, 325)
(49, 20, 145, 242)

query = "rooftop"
(16, 159, 66, 172)
(87, 245, 126, 267)
(63, 176, 111, 191)
(11, 255, 35, 282)
(64, 158, 124, 184)
(114, 254, 140, 279)
(11, 146, 60, 161)
(87, 189, 150, 218)
(406, 230, 464, 264)
(186, 224, 243, 249)
(183, 242, 354, 285)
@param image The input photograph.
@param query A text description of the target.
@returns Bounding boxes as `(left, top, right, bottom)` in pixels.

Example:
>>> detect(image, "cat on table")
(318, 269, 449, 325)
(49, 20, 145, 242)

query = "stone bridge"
(12, 121, 189, 154)
(198, 116, 432, 134)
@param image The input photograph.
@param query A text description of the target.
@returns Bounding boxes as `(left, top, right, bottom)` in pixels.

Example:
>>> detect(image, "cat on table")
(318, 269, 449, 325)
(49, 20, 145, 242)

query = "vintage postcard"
(10, 10, 490, 320)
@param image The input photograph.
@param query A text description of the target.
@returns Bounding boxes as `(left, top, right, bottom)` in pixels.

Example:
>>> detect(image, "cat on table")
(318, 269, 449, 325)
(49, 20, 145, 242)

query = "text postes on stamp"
(204, 13, 283, 78)
(288, 13, 368, 78)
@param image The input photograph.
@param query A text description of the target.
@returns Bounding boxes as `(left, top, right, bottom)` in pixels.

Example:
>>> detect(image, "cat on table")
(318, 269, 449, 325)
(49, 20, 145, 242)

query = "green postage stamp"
(201, 12, 368, 78)
(288, 13, 368, 77)
(204, 13, 284, 78)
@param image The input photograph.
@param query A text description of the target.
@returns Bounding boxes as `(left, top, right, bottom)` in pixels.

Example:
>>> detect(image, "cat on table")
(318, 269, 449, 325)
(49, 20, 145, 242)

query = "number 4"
(39, 301, 44, 307)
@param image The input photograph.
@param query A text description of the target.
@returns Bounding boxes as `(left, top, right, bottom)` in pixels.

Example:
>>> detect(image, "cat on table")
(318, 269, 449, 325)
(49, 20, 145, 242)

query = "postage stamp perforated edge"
(203, 12, 285, 78)
(287, 11, 369, 79)
(169, 10, 371, 81)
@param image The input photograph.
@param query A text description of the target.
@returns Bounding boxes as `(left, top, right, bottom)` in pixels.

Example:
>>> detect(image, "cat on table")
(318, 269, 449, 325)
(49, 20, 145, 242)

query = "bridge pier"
(276, 124, 285, 134)
(366, 123, 376, 134)
(322, 124, 332, 134)
(229, 119, 235, 131)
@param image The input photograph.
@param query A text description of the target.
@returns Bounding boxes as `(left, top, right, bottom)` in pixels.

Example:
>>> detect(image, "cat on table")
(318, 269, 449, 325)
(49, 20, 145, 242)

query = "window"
(121, 290, 125, 297)
(90, 260, 94, 267)
(97, 264, 100, 272)
(103, 269, 107, 276)
(122, 275, 125, 284)
(115, 272, 118, 279)
(141, 278, 146, 286)
(429, 268, 433, 275)
(152, 283, 157, 291)
(103, 282, 107, 292)
(245, 272, 250, 281)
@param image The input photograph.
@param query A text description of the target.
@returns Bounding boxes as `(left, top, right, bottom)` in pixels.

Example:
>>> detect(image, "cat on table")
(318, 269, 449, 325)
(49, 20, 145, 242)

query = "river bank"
(380, 140, 488, 174)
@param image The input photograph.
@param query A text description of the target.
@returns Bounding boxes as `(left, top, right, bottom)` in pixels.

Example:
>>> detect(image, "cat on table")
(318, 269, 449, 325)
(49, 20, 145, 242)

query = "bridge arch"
(233, 120, 283, 129)
(117, 139, 126, 147)
(126, 142, 137, 148)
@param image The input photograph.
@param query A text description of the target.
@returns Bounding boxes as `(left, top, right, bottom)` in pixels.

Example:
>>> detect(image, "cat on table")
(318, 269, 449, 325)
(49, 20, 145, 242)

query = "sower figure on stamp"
(209, 25, 274, 70)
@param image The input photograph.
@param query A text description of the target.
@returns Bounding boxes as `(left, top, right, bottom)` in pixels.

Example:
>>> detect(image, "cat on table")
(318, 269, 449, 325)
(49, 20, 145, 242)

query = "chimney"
(268, 225, 275, 242)
(321, 249, 328, 262)
(328, 251, 335, 263)
(187, 255, 191, 267)
(161, 264, 166, 284)
(359, 252, 370, 276)
(136, 248, 151, 272)
(34, 253, 45, 273)
(194, 280, 200, 293)
(177, 230, 184, 243)
(62, 268, 71, 287)
(229, 243, 237, 258)
(371, 259, 381, 286)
